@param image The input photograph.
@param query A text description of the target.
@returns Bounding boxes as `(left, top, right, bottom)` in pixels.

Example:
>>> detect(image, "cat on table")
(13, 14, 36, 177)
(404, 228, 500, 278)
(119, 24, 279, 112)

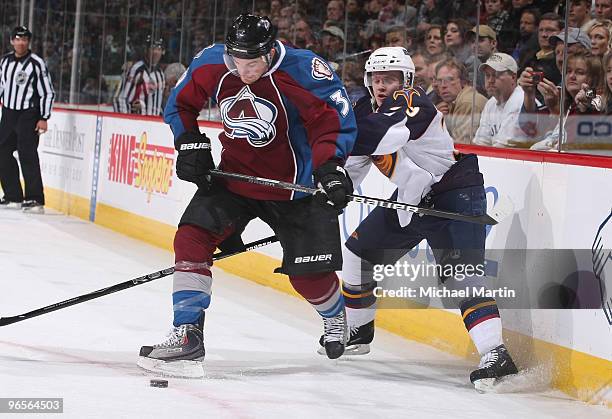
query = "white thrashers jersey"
(113, 60, 165, 115)
(345, 87, 455, 226)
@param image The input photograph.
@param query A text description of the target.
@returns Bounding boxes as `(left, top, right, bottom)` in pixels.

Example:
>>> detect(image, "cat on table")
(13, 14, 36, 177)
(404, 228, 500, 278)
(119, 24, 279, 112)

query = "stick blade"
(489, 194, 515, 224)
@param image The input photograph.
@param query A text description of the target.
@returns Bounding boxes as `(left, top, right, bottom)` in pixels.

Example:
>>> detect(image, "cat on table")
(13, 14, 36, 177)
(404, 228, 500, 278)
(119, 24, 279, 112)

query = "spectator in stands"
(568, 0, 594, 31)
(412, 51, 435, 97)
(275, 17, 293, 43)
(550, 28, 592, 76)
(424, 24, 446, 61)
(382, 0, 417, 28)
(531, 52, 605, 150)
(485, 0, 511, 36)
(498, 0, 535, 53)
(595, 0, 612, 20)
(517, 27, 590, 141)
(434, 58, 488, 143)
(293, 19, 318, 50)
(428, 52, 451, 102)
(473, 53, 529, 147)
(345, 0, 367, 53)
(468, 25, 498, 63)
(513, 8, 540, 67)
(524, 13, 564, 86)
(163, 62, 186, 108)
(444, 0, 478, 24)
(603, 50, 612, 113)
(320, 26, 345, 68)
(341, 60, 369, 102)
(416, 0, 446, 33)
(588, 20, 612, 56)
(445, 19, 484, 93)
(326, 0, 345, 27)
(444, 19, 472, 64)
(385, 26, 416, 53)
(362, 0, 416, 40)
(269, 0, 282, 20)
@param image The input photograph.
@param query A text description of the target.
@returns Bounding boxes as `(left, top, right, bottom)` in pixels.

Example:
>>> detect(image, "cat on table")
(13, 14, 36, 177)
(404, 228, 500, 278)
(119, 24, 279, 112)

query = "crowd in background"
(1, 0, 611, 150)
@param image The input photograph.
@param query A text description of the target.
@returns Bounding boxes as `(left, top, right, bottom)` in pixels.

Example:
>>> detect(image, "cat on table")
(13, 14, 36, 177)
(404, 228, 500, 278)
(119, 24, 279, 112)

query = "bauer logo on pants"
(294, 254, 332, 264)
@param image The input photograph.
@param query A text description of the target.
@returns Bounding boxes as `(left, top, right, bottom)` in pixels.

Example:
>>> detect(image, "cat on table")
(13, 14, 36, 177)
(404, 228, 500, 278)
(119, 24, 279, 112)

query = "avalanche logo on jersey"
(220, 85, 278, 147)
(311, 57, 333, 81)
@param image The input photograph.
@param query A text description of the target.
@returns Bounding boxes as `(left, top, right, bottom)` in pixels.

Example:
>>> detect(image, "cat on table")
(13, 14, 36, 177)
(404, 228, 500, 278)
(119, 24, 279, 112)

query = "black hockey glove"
(313, 160, 353, 211)
(175, 131, 214, 189)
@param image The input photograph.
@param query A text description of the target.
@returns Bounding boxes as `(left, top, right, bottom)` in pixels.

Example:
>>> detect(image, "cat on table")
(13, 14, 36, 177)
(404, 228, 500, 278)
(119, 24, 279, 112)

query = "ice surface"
(0, 209, 608, 418)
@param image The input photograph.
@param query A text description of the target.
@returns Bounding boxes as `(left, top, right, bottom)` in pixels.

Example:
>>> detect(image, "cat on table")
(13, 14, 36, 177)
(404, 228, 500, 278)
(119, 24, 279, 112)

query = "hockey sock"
(341, 246, 377, 327)
(289, 272, 344, 318)
(172, 224, 231, 326)
(460, 297, 503, 355)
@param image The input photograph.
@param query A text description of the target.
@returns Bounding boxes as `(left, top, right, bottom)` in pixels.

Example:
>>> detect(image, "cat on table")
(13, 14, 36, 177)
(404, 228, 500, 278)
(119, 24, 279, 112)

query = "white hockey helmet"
(364, 47, 415, 95)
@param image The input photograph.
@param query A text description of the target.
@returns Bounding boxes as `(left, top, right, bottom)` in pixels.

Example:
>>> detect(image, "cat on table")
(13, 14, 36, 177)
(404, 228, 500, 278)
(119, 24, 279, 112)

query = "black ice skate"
(137, 321, 205, 378)
(318, 320, 374, 356)
(0, 198, 22, 209)
(21, 200, 44, 214)
(320, 309, 348, 359)
(470, 344, 518, 391)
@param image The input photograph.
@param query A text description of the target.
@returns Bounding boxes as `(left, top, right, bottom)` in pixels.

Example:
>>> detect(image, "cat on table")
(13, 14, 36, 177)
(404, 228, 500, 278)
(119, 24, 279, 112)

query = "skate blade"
(316, 343, 370, 356)
(473, 378, 496, 393)
(137, 356, 204, 378)
(0, 203, 22, 210)
(23, 208, 45, 214)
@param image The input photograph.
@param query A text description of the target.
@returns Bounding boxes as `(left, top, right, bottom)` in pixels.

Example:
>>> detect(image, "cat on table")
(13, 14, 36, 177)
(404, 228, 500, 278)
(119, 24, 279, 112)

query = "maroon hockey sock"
(289, 272, 344, 317)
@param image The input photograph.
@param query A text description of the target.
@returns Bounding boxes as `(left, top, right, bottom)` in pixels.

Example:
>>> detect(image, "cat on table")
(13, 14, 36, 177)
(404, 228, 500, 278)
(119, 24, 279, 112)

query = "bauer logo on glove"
(179, 142, 211, 151)
(174, 131, 215, 189)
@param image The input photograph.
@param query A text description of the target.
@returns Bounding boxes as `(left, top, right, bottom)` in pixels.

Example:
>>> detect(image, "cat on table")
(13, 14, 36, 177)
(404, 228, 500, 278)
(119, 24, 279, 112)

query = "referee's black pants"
(0, 108, 45, 204)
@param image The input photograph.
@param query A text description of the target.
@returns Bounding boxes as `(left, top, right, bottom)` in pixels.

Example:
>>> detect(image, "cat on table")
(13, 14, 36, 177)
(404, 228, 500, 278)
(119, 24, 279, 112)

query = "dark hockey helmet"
(12, 26, 32, 40)
(225, 14, 277, 59)
(145, 35, 164, 49)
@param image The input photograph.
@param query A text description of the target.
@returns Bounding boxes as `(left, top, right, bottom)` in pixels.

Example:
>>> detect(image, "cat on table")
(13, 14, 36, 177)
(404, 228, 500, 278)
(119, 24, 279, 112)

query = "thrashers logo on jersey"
(372, 153, 398, 178)
(219, 85, 278, 147)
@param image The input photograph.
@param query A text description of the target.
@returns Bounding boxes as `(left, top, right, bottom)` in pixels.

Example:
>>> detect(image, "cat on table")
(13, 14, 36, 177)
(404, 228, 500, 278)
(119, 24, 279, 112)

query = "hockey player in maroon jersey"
(137, 14, 356, 378)
(322, 47, 518, 390)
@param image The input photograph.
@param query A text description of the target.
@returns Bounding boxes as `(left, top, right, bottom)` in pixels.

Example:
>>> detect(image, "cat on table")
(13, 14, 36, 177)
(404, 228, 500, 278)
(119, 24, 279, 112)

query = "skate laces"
(323, 311, 347, 343)
(154, 325, 187, 348)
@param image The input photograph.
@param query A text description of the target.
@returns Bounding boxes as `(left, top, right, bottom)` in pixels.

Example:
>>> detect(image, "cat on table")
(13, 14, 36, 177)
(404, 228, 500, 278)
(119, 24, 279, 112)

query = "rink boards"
(35, 108, 611, 407)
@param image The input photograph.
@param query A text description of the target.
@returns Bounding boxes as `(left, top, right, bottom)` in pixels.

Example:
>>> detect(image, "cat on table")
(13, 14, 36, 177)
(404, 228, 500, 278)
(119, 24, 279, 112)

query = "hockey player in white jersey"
(322, 47, 518, 390)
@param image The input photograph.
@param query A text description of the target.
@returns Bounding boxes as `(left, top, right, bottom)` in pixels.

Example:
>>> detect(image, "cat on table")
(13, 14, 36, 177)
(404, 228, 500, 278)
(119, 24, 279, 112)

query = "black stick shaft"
(209, 170, 499, 225)
(0, 235, 278, 327)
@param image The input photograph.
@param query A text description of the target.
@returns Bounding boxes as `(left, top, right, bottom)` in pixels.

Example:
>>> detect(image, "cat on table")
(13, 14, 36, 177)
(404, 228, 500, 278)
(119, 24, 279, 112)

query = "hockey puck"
(150, 379, 168, 388)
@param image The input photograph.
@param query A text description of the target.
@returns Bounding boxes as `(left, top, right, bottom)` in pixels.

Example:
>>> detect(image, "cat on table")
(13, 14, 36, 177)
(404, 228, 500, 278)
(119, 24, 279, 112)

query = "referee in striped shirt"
(113, 36, 165, 116)
(0, 26, 55, 213)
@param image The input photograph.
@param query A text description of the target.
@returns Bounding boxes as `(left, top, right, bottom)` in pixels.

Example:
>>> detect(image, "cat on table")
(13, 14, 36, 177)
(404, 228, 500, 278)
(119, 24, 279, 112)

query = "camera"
(531, 71, 544, 84)
(585, 89, 596, 100)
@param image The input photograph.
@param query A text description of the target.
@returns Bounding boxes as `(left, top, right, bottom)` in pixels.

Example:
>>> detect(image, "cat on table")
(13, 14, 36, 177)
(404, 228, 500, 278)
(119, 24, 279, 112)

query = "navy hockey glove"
(313, 160, 353, 211)
(175, 131, 214, 189)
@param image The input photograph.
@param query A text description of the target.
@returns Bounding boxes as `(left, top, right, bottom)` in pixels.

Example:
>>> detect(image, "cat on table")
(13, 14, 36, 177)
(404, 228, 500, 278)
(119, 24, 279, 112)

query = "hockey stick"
(0, 235, 278, 327)
(209, 169, 513, 225)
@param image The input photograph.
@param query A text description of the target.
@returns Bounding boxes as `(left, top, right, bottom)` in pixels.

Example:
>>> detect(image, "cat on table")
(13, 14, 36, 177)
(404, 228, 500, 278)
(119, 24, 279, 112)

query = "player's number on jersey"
(330, 89, 350, 117)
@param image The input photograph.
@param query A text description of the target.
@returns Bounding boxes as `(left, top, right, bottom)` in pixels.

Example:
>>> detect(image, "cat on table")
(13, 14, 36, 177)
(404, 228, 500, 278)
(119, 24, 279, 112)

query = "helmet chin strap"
(262, 48, 275, 69)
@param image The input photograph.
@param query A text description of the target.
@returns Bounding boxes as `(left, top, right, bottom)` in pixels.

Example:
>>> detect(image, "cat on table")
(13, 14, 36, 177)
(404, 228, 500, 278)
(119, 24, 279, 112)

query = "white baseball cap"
(478, 52, 518, 74)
